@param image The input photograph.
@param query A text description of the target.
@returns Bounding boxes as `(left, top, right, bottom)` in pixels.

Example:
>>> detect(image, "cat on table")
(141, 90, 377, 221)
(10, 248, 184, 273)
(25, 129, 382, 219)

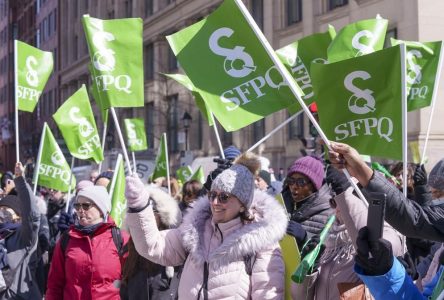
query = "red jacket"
(46, 220, 129, 300)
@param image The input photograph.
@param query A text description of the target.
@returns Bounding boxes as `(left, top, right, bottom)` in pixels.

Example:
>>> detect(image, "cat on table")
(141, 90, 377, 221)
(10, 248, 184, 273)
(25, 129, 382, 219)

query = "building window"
(53, 47, 57, 71)
(125, 0, 132, 17)
(222, 131, 233, 147)
(84, 0, 89, 11)
(145, 0, 153, 17)
(167, 94, 179, 152)
(48, 11, 54, 38)
(287, 0, 302, 26)
(251, 0, 264, 30)
(288, 113, 304, 140)
(73, 35, 78, 61)
(144, 43, 154, 80)
(328, 0, 348, 11)
(253, 119, 265, 143)
(146, 102, 154, 148)
(167, 47, 178, 72)
(384, 27, 397, 48)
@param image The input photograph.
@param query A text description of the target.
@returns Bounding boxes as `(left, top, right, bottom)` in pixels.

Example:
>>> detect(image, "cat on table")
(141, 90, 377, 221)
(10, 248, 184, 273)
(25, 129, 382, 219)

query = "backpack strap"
(60, 230, 70, 254)
(111, 227, 128, 257)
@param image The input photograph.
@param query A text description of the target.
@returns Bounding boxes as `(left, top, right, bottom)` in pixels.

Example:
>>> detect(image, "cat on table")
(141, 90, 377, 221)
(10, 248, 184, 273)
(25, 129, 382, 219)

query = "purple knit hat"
(287, 156, 325, 190)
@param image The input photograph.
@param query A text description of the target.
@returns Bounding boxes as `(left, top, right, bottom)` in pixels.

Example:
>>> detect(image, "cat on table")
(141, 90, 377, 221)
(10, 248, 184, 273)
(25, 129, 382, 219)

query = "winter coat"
(363, 172, 444, 241)
(291, 187, 403, 300)
(46, 220, 129, 300)
(287, 184, 334, 239)
(0, 176, 41, 300)
(126, 189, 287, 299)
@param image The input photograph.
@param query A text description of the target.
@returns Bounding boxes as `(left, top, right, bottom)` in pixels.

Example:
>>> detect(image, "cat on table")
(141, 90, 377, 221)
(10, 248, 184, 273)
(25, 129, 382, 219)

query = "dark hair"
(182, 180, 203, 200)
(94, 170, 114, 185)
(240, 209, 254, 222)
(1, 172, 13, 190)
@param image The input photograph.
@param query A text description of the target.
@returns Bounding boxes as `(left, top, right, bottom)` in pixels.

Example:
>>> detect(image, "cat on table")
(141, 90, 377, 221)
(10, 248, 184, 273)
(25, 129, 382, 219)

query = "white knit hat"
(76, 185, 111, 217)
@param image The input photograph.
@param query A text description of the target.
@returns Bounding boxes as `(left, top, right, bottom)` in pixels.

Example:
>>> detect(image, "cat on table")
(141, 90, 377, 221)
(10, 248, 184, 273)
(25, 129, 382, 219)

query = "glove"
(413, 164, 428, 187)
(126, 174, 150, 209)
(438, 250, 444, 265)
(286, 220, 307, 249)
(326, 164, 351, 195)
(397, 252, 418, 280)
(57, 212, 74, 232)
(355, 226, 393, 276)
(203, 158, 232, 191)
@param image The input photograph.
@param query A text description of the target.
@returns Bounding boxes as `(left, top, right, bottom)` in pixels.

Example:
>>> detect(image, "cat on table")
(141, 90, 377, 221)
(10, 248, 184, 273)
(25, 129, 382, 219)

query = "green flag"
(311, 45, 403, 160)
(190, 166, 205, 184)
(53, 85, 104, 163)
(327, 17, 388, 63)
(166, 0, 300, 131)
(151, 133, 168, 180)
(15, 40, 54, 112)
(276, 27, 336, 114)
(176, 165, 193, 184)
(124, 118, 148, 152)
(88, 63, 108, 123)
(391, 39, 443, 111)
(82, 15, 144, 109)
(109, 154, 126, 227)
(164, 73, 214, 126)
(35, 123, 76, 192)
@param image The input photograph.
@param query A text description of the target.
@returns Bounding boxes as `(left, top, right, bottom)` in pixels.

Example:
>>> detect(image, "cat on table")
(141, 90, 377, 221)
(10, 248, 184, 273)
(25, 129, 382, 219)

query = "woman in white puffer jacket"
(125, 152, 287, 299)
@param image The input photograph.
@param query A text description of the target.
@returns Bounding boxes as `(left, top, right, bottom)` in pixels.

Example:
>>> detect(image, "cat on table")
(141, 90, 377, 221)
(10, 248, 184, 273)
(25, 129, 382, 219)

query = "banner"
(327, 17, 388, 63)
(312, 45, 403, 160)
(16, 40, 53, 112)
(82, 15, 144, 109)
(124, 118, 148, 152)
(190, 166, 205, 184)
(176, 165, 193, 184)
(151, 133, 168, 180)
(391, 39, 443, 111)
(53, 85, 104, 163)
(166, 0, 300, 131)
(35, 123, 76, 192)
(88, 63, 108, 123)
(276, 26, 336, 114)
(164, 73, 214, 126)
(109, 154, 126, 227)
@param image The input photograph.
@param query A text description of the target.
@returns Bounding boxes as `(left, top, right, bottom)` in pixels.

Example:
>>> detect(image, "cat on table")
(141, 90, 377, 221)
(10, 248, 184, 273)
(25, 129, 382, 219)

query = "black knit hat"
(258, 170, 272, 187)
(0, 195, 21, 216)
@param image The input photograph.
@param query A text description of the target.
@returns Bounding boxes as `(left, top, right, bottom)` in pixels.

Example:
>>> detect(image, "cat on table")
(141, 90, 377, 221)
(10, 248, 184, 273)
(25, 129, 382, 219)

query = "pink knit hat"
(287, 156, 325, 190)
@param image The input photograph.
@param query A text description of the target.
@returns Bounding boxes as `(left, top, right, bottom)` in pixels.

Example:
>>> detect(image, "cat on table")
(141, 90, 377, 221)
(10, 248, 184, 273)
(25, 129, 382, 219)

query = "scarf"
(74, 222, 103, 235)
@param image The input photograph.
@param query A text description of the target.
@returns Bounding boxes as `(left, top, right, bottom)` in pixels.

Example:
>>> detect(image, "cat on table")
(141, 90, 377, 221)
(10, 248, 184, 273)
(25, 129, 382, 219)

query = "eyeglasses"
(208, 191, 232, 204)
(329, 198, 337, 209)
(287, 177, 309, 188)
(73, 202, 94, 211)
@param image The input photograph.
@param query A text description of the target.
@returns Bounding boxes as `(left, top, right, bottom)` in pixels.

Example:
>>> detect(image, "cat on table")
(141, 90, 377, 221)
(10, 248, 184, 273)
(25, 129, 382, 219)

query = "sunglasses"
(287, 177, 309, 188)
(73, 202, 94, 211)
(329, 198, 337, 209)
(208, 191, 232, 204)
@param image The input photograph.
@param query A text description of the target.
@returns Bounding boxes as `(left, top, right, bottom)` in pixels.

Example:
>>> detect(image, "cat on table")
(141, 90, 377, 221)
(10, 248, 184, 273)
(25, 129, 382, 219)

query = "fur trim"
(233, 152, 261, 176)
(181, 190, 287, 270)
(146, 186, 182, 227)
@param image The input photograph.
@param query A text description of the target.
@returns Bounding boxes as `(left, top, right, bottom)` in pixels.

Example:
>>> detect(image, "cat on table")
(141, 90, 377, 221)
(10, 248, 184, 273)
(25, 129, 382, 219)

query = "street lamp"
(182, 111, 192, 151)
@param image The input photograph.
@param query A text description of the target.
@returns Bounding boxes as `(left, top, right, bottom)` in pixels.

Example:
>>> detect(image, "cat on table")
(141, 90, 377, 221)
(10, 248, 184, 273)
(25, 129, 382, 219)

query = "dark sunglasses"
(329, 198, 337, 209)
(73, 202, 94, 211)
(287, 177, 309, 188)
(208, 191, 232, 204)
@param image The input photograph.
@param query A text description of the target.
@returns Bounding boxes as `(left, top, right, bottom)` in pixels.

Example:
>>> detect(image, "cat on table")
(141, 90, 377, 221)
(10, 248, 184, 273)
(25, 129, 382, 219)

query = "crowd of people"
(1, 143, 444, 299)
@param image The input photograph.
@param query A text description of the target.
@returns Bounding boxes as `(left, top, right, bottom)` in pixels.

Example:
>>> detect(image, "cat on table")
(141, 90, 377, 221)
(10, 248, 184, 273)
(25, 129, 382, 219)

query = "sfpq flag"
(109, 154, 126, 227)
(391, 39, 443, 111)
(190, 166, 205, 184)
(327, 17, 388, 63)
(311, 45, 404, 160)
(276, 27, 336, 114)
(82, 15, 144, 109)
(53, 85, 104, 163)
(124, 118, 148, 152)
(15, 41, 53, 112)
(151, 133, 168, 180)
(166, 0, 299, 131)
(35, 123, 76, 192)
(176, 165, 193, 184)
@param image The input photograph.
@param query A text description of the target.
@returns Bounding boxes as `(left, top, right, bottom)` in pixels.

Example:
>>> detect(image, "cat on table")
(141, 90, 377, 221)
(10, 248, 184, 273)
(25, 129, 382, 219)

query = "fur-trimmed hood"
(180, 190, 287, 269)
(146, 186, 182, 227)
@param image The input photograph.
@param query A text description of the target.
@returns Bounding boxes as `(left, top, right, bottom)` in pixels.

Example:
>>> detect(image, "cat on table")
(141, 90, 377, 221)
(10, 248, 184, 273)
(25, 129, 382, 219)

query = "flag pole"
(65, 157, 75, 213)
(163, 133, 171, 195)
(421, 41, 444, 165)
(248, 111, 302, 153)
(14, 40, 20, 163)
(98, 119, 108, 173)
(108, 153, 122, 203)
(131, 151, 137, 174)
(110, 107, 132, 175)
(211, 113, 225, 159)
(33, 123, 46, 195)
(234, 0, 368, 205)
(400, 44, 408, 198)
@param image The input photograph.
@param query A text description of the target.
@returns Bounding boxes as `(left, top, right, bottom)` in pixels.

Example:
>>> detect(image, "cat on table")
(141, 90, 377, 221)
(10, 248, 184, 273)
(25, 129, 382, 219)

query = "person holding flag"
(125, 152, 287, 299)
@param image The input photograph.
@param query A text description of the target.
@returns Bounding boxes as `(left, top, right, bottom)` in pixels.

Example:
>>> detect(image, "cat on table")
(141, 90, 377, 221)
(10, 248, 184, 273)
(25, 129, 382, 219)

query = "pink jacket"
(126, 188, 287, 299)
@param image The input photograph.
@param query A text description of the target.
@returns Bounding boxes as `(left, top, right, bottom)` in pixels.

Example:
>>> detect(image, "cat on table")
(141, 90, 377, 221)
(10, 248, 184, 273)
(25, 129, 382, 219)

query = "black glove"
(286, 220, 307, 249)
(355, 226, 393, 276)
(326, 164, 351, 195)
(413, 164, 428, 187)
(439, 250, 444, 266)
(57, 212, 74, 232)
(203, 158, 232, 191)
(397, 252, 418, 280)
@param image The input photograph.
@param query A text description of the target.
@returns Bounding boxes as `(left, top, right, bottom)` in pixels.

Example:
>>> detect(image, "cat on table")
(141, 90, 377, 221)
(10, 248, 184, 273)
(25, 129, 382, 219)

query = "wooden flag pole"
(14, 40, 20, 163)
(163, 133, 171, 195)
(400, 44, 408, 198)
(110, 108, 132, 175)
(65, 157, 75, 213)
(98, 119, 108, 173)
(33, 123, 47, 195)
(211, 113, 225, 159)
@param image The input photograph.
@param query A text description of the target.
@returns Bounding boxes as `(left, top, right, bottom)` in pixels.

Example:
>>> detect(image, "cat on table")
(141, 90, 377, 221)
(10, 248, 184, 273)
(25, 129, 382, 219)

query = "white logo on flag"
(127, 122, 142, 146)
(25, 56, 39, 87)
(69, 107, 95, 138)
(51, 150, 65, 166)
(352, 30, 375, 56)
(406, 49, 422, 85)
(344, 71, 376, 114)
